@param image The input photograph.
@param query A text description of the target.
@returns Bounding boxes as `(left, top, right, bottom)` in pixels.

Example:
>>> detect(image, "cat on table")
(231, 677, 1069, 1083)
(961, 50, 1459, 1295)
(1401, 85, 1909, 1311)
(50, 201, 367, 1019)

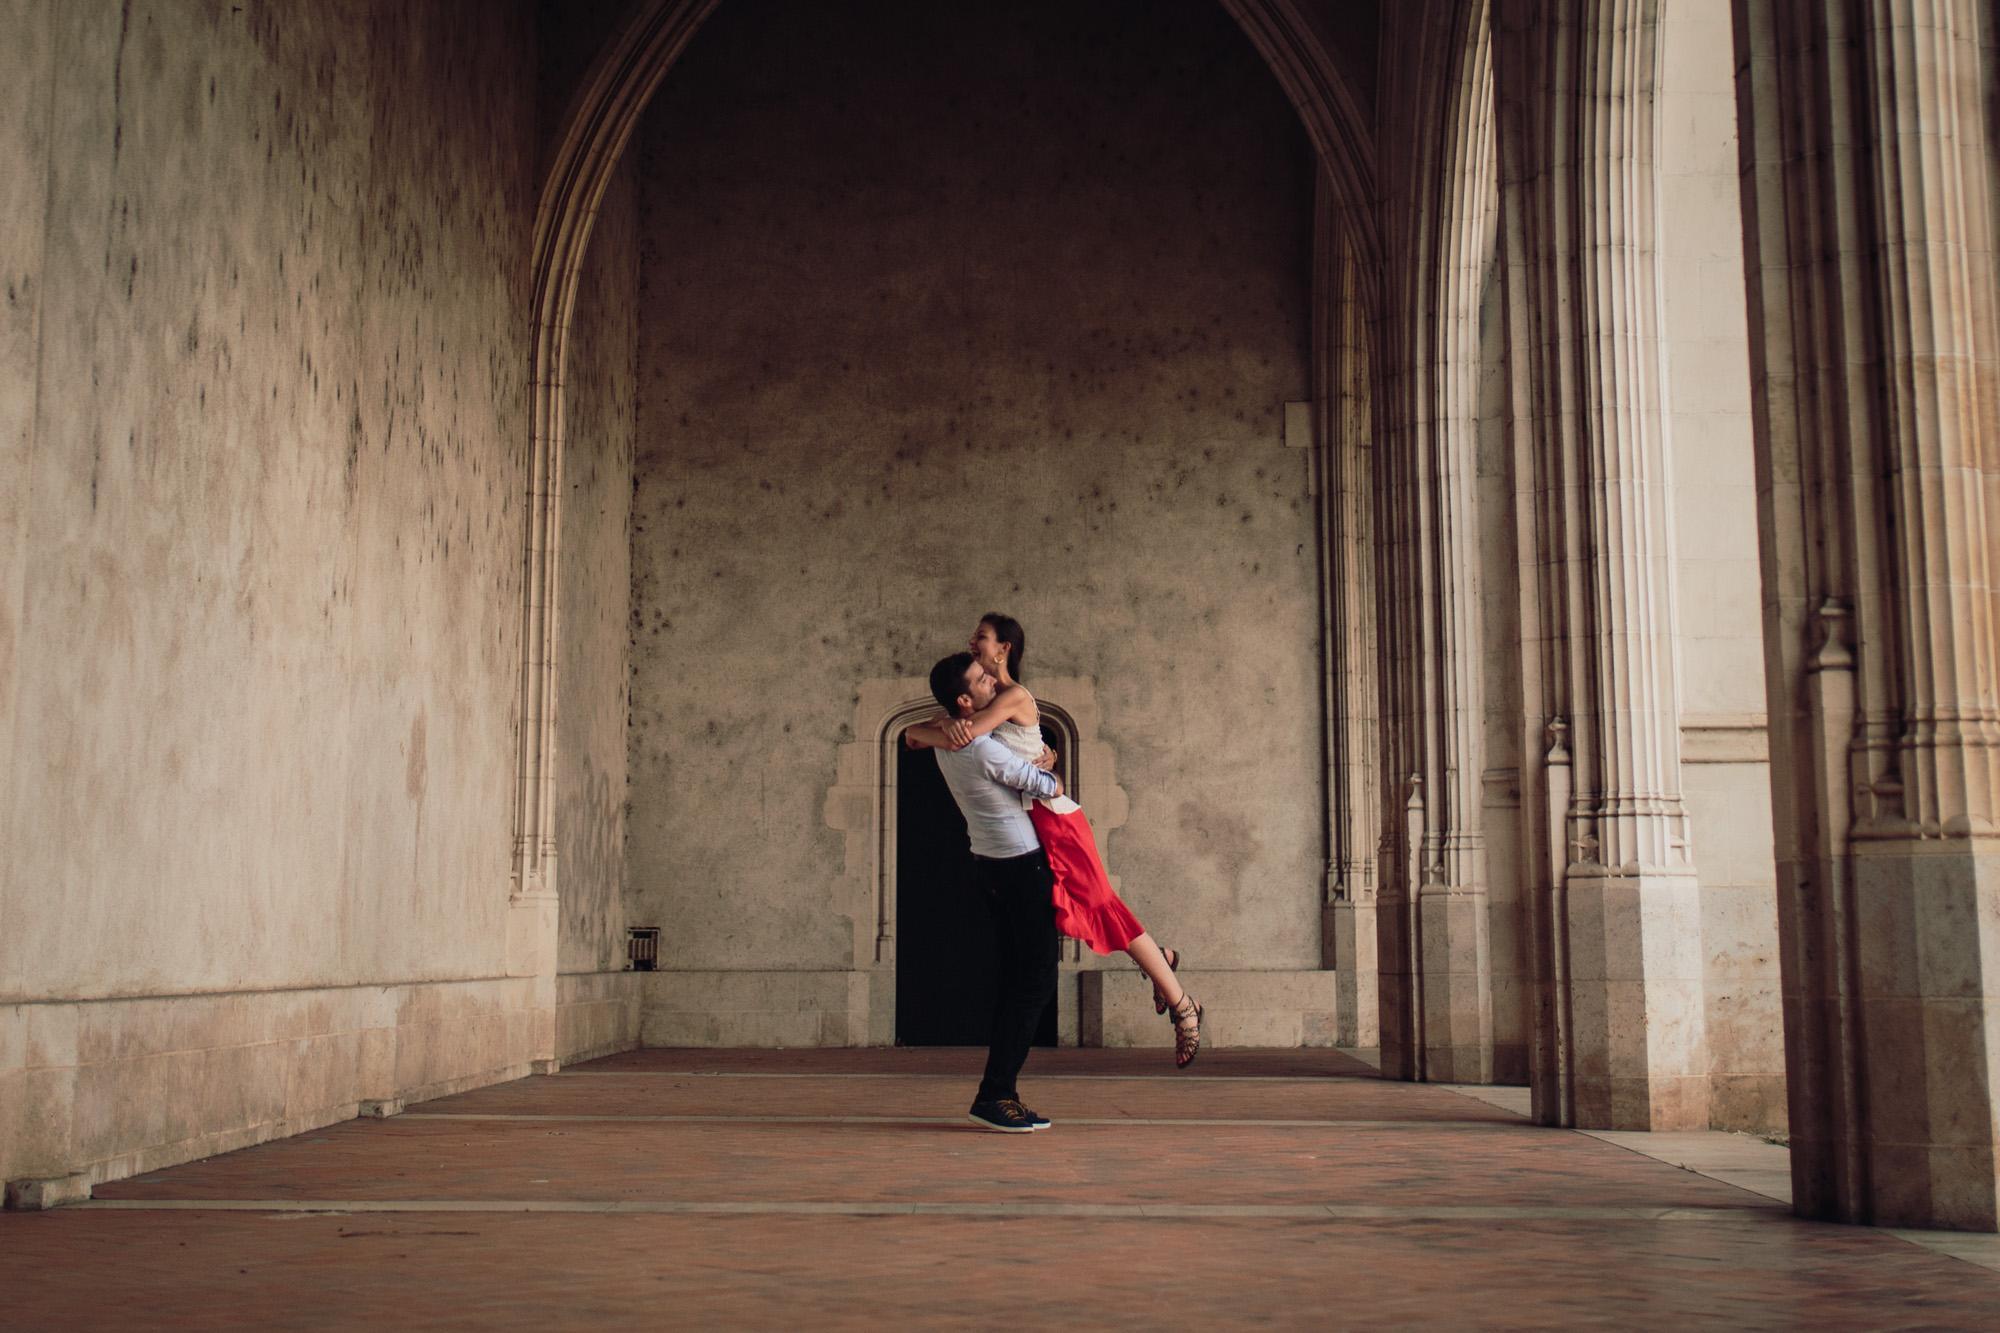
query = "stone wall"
(627, 0, 1323, 1039)
(554, 157, 643, 1060)
(1, 0, 539, 1193)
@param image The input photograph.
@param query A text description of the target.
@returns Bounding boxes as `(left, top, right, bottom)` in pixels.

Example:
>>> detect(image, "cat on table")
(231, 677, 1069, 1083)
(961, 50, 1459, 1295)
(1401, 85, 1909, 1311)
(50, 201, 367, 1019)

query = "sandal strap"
(1173, 996, 1203, 1067)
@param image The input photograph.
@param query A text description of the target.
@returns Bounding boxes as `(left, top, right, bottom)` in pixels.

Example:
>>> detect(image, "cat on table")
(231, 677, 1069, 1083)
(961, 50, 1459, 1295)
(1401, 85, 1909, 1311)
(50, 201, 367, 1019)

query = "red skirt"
(1029, 800, 1144, 955)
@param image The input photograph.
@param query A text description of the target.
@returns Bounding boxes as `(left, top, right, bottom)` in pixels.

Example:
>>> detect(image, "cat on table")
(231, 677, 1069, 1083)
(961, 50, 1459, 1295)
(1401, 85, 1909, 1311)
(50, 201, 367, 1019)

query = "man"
(920, 651, 1063, 1133)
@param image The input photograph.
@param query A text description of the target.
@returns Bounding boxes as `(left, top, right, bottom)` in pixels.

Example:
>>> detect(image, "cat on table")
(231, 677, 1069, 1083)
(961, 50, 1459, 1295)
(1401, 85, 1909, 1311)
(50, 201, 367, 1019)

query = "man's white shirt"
(931, 734, 1061, 859)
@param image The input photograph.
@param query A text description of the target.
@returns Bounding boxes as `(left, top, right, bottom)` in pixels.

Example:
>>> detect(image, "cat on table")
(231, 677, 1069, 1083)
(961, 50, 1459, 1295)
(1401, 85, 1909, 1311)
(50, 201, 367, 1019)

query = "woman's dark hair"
(981, 612, 1026, 681)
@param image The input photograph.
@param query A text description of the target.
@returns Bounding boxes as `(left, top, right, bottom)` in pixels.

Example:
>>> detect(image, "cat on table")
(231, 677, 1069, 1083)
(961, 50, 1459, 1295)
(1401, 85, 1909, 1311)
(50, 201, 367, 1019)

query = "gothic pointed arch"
(510, 0, 1382, 915)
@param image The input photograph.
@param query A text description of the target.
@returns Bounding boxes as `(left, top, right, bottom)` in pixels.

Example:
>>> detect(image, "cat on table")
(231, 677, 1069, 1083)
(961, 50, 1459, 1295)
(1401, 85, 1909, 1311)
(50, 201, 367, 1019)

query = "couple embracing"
(907, 612, 1205, 1133)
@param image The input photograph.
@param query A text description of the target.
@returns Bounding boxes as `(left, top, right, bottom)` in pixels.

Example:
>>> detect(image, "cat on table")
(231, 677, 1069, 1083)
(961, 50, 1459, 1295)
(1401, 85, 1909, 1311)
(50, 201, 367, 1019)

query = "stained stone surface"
(625, 0, 1322, 980)
(0, 0, 539, 1185)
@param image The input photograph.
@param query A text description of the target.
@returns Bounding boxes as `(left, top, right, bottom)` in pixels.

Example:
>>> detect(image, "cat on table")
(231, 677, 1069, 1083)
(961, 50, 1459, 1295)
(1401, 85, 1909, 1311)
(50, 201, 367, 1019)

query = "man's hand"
(1032, 747, 1057, 772)
(943, 717, 975, 749)
(1048, 775, 1064, 799)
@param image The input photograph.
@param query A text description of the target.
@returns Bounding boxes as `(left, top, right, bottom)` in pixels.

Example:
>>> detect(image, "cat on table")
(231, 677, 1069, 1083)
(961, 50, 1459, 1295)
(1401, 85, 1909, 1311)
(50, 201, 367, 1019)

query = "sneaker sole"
(966, 1112, 1037, 1133)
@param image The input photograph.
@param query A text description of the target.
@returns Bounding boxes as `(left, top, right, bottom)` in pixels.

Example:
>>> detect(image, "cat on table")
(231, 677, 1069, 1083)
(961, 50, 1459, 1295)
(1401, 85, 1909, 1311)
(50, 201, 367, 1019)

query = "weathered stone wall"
(1, 0, 537, 1191)
(627, 0, 1322, 1024)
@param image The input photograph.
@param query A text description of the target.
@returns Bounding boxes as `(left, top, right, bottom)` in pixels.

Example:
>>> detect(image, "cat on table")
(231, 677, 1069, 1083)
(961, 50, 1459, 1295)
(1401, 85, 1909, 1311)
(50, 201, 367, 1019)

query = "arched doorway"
(894, 715, 1074, 1047)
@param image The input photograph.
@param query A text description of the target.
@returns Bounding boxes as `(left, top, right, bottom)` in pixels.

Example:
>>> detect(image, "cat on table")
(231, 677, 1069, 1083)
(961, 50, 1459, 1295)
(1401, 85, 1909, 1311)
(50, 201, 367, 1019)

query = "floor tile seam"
(1573, 1132, 2000, 1276)
(1430, 1083, 1533, 1120)
(74, 1198, 1784, 1223)
(1573, 1128, 1793, 1208)
(1576, 1120, 1800, 1192)
(557, 1072, 1379, 1084)
(1883, 1230, 2000, 1276)
(399, 1112, 1519, 1130)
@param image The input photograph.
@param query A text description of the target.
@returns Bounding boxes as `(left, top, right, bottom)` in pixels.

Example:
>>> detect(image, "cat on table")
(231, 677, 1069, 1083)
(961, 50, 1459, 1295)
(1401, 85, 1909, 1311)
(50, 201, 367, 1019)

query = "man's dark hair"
(929, 652, 977, 716)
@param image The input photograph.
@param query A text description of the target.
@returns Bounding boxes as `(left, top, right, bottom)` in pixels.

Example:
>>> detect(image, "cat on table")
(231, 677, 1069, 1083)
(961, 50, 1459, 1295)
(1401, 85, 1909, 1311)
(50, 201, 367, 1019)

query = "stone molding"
(1679, 715, 1770, 765)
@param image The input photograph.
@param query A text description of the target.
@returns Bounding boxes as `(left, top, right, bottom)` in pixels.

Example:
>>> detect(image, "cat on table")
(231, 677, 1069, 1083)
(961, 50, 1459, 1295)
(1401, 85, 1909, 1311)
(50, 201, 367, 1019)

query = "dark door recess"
(895, 734, 1059, 1047)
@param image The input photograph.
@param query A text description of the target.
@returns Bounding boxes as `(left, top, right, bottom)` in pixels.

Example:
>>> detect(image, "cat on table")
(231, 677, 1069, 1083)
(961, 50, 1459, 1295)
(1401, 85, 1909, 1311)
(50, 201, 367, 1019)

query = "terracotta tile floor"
(7, 1047, 2000, 1329)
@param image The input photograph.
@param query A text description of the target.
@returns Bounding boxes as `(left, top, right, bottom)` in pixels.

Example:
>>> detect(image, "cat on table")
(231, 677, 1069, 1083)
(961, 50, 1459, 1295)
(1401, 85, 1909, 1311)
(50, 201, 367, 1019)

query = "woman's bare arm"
(943, 684, 1036, 748)
(902, 715, 953, 750)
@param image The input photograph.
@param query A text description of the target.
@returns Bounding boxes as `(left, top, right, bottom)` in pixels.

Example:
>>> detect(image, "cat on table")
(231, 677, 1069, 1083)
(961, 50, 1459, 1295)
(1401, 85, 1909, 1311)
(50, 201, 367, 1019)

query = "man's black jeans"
(972, 847, 1059, 1106)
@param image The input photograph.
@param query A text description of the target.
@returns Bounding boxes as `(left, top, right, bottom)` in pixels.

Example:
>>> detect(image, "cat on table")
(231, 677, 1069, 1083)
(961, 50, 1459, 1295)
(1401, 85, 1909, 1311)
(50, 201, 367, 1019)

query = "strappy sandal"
(1153, 947, 1181, 1015)
(1170, 992, 1203, 1070)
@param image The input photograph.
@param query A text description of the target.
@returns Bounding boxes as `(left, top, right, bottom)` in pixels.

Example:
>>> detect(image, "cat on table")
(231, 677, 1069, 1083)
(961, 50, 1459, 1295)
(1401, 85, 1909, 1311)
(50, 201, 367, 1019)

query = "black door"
(895, 737, 1058, 1046)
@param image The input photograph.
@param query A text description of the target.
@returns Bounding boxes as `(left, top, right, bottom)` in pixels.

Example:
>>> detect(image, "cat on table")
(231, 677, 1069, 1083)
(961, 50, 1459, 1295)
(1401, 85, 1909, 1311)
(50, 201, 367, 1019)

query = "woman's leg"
(1131, 932, 1203, 1067)
(1126, 932, 1183, 1008)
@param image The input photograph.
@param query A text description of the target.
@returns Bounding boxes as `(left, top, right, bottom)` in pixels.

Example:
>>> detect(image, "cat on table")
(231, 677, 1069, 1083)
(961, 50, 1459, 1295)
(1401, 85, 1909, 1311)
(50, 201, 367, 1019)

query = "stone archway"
(510, 0, 1385, 1058)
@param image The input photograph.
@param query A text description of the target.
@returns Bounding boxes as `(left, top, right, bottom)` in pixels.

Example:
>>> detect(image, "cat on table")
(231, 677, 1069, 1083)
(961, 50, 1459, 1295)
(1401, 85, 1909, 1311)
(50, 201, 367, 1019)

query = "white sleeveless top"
(993, 717, 1082, 815)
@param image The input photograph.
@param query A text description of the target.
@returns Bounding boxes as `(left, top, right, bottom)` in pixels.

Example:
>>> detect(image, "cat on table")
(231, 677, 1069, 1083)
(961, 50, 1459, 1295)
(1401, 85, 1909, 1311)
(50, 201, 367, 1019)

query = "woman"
(905, 613, 1204, 1068)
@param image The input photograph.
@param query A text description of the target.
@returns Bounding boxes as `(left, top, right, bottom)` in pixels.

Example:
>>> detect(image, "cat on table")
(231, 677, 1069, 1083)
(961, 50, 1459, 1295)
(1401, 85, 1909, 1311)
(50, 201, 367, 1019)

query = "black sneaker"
(967, 1099, 1038, 1133)
(1017, 1104, 1053, 1130)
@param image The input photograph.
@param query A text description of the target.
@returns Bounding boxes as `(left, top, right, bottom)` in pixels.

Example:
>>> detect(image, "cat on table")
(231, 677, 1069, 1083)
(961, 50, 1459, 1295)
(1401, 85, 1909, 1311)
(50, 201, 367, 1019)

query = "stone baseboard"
(639, 971, 871, 1047)
(632, 968, 1342, 1050)
(1077, 969, 1341, 1048)
(1, 975, 545, 1202)
(557, 970, 644, 1065)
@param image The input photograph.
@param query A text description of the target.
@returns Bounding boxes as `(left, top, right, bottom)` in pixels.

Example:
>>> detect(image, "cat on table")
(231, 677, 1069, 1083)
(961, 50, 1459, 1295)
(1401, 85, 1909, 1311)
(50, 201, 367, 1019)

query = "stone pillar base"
(1377, 893, 1417, 1079)
(1835, 841, 2000, 1231)
(1330, 899, 1379, 1047)
(1418, 890, 1494, 1083)
(1564, 866, 1709, 1131)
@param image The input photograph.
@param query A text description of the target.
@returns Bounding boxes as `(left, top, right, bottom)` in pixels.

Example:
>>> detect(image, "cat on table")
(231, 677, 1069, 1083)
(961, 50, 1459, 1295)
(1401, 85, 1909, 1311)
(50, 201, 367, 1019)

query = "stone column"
(1312, 183, 1381, 1048)
(1375, 0, 1505, 1083)
(1735, 0, 2000, 1229)
(1371, 26, 1428, 1073)
(1417, 3, 1501, 1084)
(1494, 0, 1709, 1130)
